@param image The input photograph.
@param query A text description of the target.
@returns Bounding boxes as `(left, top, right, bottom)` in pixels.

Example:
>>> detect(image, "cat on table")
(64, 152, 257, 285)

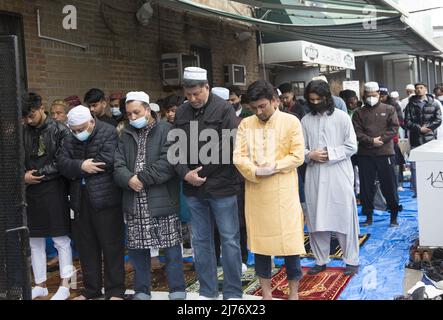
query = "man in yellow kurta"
(233, 80, 305, 300)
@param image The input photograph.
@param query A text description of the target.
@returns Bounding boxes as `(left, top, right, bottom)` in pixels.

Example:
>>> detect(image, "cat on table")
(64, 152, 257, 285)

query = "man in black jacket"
(404, 83, 442, 197)
(84, 88, 118, 127)
(57, 105, 125, 300)
(172, 67, 242, 300)
(22, 92, 73, 300)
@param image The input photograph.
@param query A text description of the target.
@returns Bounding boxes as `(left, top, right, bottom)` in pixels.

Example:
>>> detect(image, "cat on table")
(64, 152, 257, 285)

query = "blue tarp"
(337, 188, 418, 300)
(153, 187, 420, 300)
(264, 189, 418, 300)
(270, 187, 418, 300)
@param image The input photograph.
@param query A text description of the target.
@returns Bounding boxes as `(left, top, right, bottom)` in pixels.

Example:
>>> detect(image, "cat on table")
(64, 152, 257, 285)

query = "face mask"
(111, 107, 122, 117)
(130, 112, 148, 129)
(75, 129, 91, 142)
(437, 96, 443, 102)
(366, 97, 379, 107)
(309, 101, 328, 113)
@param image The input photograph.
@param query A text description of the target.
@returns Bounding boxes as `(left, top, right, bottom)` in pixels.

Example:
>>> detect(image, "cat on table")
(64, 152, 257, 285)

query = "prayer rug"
(250, 267, 353, 300)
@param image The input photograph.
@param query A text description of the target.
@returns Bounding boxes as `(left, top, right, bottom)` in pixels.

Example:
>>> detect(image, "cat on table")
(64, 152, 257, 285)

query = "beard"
(309, 102, 328, 113)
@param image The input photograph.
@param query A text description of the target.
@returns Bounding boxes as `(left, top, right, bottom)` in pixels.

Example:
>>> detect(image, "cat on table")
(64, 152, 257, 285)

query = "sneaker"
(307, 264, 326, 275)
(242, 263, 248, 274)
(398, 186, 405, 192)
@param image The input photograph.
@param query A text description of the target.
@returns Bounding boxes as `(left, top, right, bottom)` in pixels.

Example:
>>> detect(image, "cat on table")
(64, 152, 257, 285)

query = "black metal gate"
(0, 35, 31, 300)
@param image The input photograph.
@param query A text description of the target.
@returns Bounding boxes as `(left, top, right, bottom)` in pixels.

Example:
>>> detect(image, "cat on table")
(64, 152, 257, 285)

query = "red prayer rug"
(251, 267, 353, 300)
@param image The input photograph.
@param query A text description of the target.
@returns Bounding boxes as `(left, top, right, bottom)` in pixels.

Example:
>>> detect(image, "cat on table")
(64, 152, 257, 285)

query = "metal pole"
(417, 55, 422, 82)
(426, 57, 431, 87)
(441, 59, 443, 83)
(364, 57, 370, 83)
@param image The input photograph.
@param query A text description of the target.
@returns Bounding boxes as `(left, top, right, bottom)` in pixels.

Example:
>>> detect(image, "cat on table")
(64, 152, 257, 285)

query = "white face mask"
(437, 96, 443, 102)
(366, 96, 379, 107)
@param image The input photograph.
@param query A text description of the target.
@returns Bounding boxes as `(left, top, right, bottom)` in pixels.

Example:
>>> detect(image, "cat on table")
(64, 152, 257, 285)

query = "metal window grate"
(0, 35, 31, 300)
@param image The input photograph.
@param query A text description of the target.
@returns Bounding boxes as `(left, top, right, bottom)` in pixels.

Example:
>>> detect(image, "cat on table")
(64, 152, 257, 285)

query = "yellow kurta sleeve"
(275, 116, 305, 172)
(233, 119, 260, 183)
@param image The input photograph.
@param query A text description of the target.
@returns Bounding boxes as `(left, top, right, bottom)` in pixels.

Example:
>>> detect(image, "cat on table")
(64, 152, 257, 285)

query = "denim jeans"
(255, 254, 303, 281)
(128, 244, 186, 300)
(185, 195, 243, 299)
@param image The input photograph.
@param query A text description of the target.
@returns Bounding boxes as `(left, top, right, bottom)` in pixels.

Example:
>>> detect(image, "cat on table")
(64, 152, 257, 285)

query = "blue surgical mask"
(111, 107, 122, 117)
(75, 129, 91, 142)
(130, 113, 148, 129)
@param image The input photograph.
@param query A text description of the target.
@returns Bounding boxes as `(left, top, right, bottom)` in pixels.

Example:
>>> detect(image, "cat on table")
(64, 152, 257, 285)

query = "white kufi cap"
(183, 67, 207, 81)
(390, 91, 400, 99)
(364, 82, 380, 93)
(126, 91, 150, 104)
(149, 103, 160, 112)
(211, 87, 230, 100)
(67, 105, 93, 127)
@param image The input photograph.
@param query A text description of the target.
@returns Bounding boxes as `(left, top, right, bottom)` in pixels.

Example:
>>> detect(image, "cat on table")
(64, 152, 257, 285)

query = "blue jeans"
(185, 195, 242, 299)
(128, 245, 186, 300)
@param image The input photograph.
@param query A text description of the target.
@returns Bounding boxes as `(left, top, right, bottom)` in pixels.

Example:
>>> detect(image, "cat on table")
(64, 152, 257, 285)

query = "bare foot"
(73, 295, 88, 300)
(109, 297, 124, 300)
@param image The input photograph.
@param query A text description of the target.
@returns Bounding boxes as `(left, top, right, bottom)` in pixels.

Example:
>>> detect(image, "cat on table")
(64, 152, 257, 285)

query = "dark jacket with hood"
(404, 94, 442, 148)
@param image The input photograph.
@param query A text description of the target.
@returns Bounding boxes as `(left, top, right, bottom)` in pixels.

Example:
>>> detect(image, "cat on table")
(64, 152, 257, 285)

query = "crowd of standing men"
(22, 66, 441, 300)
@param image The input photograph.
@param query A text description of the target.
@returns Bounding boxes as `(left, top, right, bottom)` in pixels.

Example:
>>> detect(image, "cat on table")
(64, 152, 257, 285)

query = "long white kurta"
(301, 109, 360, 236)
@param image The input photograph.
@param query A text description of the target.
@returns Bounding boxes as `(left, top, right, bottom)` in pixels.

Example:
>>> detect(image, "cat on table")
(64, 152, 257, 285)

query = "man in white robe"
(301, 80, 360, 276)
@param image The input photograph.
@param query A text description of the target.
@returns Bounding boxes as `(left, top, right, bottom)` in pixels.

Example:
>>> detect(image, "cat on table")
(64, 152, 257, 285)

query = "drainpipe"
(37, 9, 87, 50)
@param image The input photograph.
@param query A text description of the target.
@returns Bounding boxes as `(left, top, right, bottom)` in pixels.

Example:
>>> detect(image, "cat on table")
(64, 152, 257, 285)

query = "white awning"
(259, 40, 356, 70)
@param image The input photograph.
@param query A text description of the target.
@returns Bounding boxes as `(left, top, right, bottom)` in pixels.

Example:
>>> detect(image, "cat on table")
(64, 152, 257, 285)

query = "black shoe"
(344, 264, 359, 276)
(307, 264, 326, 275)
(390, 212, 399, 227)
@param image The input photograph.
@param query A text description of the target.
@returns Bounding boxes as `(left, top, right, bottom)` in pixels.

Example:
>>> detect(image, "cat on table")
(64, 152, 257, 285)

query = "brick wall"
(0, 0, 259, 107)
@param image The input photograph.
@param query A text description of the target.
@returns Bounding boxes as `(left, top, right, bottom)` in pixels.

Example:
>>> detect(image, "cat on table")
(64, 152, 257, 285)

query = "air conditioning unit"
(161, 53, 199, 86)
(224, 64, 246, 86)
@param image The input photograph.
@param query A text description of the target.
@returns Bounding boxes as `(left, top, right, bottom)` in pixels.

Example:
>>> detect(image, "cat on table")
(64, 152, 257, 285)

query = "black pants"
(255, 254, 302, 281)
(358, 155, 400, 215)
(73, 188, 125, 299)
